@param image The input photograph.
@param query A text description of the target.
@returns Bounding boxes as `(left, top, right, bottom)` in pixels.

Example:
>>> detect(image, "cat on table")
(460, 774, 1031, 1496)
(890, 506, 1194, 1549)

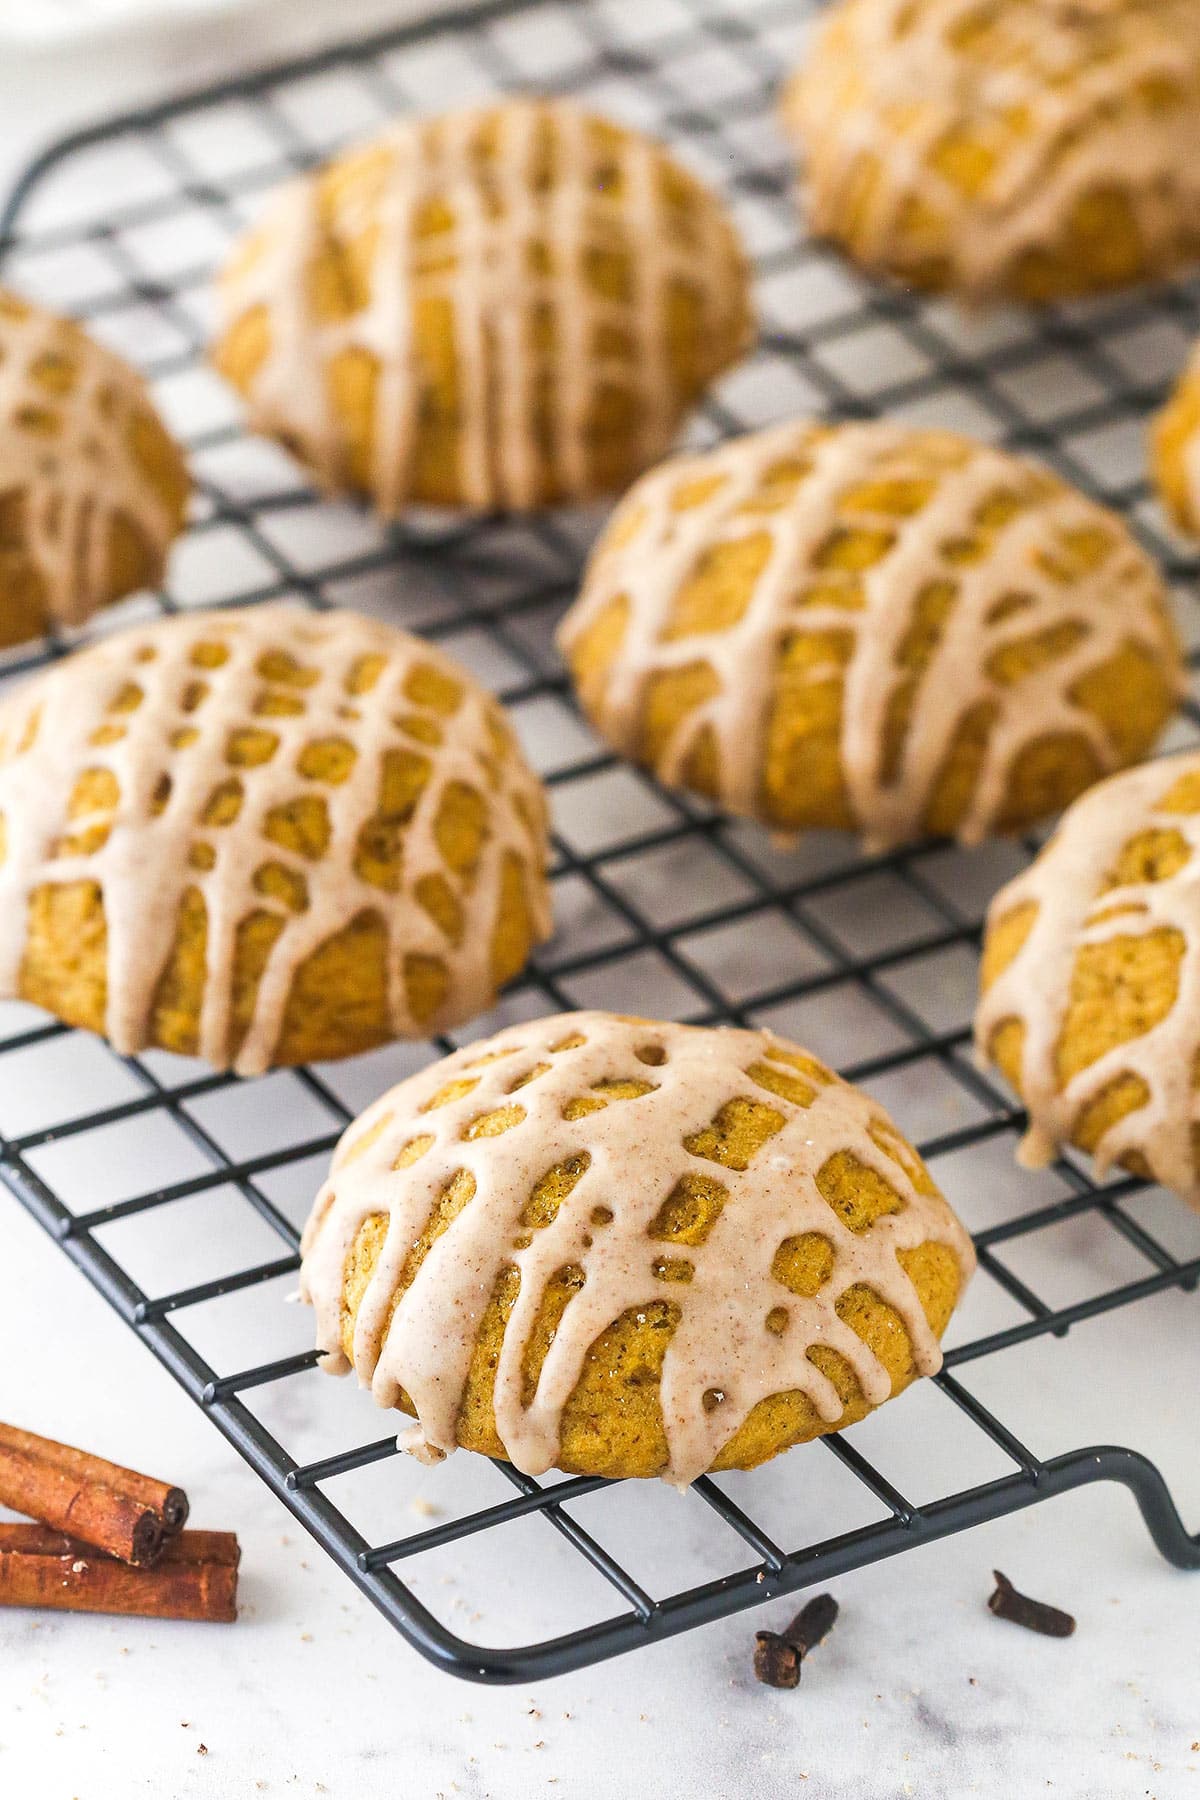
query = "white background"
(0, 4, 1198, 1796)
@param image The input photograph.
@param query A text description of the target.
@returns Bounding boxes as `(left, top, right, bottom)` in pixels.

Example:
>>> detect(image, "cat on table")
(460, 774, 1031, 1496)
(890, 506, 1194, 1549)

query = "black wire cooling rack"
(1, 0, 1200, 1684)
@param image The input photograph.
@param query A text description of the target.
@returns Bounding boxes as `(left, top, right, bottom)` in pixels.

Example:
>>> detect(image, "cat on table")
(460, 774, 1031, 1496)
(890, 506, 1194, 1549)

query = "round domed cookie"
(0, 289, 189, 648)
(558, 420, 1182, 852)
(299, 1010, 975, 1486)
(1152, 345, 1200, 537)
(0, 603, 550, 1074)
(978, 751, 1200, 1209)
(782, 0, 1200, 305)
(212, 99, 753, 514)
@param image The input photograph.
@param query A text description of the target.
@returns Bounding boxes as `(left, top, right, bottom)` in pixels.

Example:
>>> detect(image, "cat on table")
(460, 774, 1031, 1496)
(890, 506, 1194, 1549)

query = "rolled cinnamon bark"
(0, 1525, 239, 1622)
(0, 1422, 188, 1565)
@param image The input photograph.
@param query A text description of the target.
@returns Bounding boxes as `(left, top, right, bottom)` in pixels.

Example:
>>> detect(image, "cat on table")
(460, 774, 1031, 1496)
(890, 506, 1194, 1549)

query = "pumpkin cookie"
(213, 99, 752, 512)
(558, 420, 1181, 852)
(1152, 345, 1200, 537)
(0, 289, 188, 648)
(299, 1010, 975, 1486)
(978, 751, 1200, 1209)
(0, 604, 550, 1073)
(782, 0, 1200, 304)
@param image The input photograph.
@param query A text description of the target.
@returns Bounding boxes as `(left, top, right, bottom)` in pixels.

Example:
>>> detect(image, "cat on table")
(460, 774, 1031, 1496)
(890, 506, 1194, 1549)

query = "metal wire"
(0, 0, 1198, 1684)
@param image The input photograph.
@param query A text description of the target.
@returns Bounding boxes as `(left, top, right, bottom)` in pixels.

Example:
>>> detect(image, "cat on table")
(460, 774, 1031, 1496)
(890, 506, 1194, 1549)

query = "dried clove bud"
(753, 1592, 839, 1689)
(987, 1570, 1076, 1639)
(753, 1631, 801, 1689)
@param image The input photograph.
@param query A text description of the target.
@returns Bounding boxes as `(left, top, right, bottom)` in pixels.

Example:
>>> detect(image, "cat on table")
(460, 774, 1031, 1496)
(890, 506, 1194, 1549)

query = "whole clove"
(754, 1632, 802, 1689)
(987, 1570, 1076, 1639)
(753, 1592, 839, 1689)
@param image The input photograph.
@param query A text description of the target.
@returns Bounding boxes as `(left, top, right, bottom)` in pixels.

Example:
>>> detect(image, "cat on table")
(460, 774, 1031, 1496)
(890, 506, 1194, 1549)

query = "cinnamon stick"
(0, 1421, 188, 1565)
(0, 1524, 238, 1622)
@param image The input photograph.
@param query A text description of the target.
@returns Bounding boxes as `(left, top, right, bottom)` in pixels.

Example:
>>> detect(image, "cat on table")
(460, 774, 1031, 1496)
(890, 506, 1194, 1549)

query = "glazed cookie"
(782, 0, 1200, 304)
(300, 1011, 975, 1486)
(978, 752, 1200, 1210)
(1152, 346, 1200, 537)
(558, 421, 1182, 852)
(0, 289, 189, 648)
(212, 99, 752, 513)
(0, 604, 550, 1073)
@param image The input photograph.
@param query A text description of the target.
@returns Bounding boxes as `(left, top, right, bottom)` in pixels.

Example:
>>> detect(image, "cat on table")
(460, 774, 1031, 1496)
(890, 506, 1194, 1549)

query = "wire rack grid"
(0, 0, 1199, 1685)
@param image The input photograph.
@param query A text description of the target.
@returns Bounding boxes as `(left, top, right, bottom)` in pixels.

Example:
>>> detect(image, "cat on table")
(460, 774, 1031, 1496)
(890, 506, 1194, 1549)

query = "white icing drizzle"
(784, 0, 1200, 302)
(0, 603, 551, 1074)
(214, 99, 750, 512)
(299, 1011, 976, 1488)
(976, 751, 1200, 1204)
(0, 291, 184, 630)
(557, 420, 1180, 852)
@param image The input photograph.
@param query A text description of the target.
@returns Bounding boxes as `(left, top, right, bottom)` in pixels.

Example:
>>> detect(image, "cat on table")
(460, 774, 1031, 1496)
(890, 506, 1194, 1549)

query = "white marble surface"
(4, 1191, 1200, 1800)
(0, 7, 1199, 1798)
(0, 0, 446, 186)
(0, 0, 260, 49)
